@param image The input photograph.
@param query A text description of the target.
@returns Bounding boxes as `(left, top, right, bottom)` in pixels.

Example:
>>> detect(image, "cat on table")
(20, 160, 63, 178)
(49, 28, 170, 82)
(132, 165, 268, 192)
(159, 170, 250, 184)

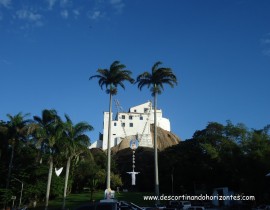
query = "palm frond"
(152, 61, 162, 72)
(136, 61, 178, 95)
(90, 61, 134, 95)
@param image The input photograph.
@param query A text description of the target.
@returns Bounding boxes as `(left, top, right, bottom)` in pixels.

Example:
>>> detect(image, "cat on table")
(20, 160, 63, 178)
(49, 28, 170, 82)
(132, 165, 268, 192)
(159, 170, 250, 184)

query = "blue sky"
(1, 0, 270, 142)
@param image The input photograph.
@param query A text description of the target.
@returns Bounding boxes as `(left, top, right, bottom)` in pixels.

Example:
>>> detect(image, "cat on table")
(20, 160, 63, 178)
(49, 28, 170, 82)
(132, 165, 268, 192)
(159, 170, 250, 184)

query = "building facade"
(90, 101, 170, 150)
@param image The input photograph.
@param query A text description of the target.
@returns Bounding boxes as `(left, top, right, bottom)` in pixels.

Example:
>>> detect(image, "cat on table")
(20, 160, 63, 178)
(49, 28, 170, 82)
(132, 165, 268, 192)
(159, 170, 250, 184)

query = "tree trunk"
(154, 91, 160, 203)
(62, 157, 71, 210)
(45, 155, 53, 210)
(171, 167, 174, 195)
(90, 190, 93, 201)
(106, 92, 112, 190)
(6, 143, 14, 190)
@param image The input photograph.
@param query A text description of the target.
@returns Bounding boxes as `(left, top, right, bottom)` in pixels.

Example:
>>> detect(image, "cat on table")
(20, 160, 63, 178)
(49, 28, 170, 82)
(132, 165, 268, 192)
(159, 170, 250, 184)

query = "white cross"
(127, 171, 140, 185)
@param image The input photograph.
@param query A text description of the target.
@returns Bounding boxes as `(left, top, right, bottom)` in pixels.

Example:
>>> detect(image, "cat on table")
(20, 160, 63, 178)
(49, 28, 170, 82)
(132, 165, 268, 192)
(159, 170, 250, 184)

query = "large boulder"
(111, 124, 180, 153)
(151, 124, 180, 151)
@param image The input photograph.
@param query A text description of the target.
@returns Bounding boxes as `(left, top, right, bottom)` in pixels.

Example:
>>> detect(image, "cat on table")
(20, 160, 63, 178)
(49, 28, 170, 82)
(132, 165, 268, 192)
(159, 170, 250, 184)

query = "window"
(122, 115, 125, 119)
(114, 122, 117, 126)
(140, 116, 143, 120)
(129, 123, 133, 127)
(129, 116, 133, 120)
(121, 123, 125, 127)
(134, 109, 137, 112)
(144, 108, 148, 113)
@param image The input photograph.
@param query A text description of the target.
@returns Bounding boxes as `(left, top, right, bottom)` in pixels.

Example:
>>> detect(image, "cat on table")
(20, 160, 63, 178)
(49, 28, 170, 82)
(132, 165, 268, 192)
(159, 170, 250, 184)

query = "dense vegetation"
(1, 111, 270, 208)
(160, 121, 270, 202)
(116, 121, 270, 204)
(0, 111, 122, 209)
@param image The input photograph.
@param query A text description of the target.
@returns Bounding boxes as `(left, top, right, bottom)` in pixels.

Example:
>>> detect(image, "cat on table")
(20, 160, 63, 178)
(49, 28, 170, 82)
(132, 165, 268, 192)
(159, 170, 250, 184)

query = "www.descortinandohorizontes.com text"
(143, 194, 255, 201)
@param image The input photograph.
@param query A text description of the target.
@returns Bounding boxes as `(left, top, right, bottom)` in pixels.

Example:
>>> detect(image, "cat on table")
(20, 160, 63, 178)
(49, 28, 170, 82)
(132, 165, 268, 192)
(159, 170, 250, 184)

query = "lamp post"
(171, 167, 174, 195)
(14, 178, 23, 208)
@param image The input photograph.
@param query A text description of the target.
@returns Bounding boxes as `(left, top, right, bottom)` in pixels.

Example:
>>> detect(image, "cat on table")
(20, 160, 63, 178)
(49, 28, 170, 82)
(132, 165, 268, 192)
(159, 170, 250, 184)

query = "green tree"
(110, 173, 123, 189)
(1, 113, 31, 190)
(0, 120, 8, 161)
(89, 178, 98, 201)
(90, 60, 134, 190)
(73, 154, 96, 192)
(136, 61, 177, 199)
(29, 109, 62, 210)
(192, 122, 245, 189)
(61, 115, 93, 209)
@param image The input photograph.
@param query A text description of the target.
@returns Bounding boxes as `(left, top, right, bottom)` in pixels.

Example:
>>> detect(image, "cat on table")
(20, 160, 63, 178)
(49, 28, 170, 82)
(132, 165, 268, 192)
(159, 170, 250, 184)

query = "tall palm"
(2, 113, 31, 190)
(0, 120, 8, 160)
(61, 114, 93, 209)
(29, 109, 62, 210)
(90, 60, 134, 190)
(136, 61, 177, 200)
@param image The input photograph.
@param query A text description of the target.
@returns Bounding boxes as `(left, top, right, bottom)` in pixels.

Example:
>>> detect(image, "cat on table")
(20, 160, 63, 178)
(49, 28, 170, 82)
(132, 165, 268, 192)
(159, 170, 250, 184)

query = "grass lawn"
(33, 191, 156, 210)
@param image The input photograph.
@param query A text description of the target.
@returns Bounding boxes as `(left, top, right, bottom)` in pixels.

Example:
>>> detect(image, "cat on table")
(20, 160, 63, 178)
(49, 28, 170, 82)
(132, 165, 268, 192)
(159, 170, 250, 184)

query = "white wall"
(89, 140, 103, 149)
(101, 101, 171, 150)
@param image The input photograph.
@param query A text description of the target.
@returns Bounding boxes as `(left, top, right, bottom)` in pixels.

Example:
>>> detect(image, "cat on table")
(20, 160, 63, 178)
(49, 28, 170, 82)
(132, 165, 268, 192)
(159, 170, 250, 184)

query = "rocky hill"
(111, 124, 180, 153)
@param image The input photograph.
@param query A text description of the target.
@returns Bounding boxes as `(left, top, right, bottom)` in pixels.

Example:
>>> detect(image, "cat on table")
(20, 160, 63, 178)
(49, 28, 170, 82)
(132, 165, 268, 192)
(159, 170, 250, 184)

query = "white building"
(90, 101, 171, 150)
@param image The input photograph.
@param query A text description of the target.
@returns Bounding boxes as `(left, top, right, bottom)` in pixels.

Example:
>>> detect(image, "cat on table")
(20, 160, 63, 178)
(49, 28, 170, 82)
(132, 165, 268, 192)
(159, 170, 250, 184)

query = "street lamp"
(14, 178, 23, 208)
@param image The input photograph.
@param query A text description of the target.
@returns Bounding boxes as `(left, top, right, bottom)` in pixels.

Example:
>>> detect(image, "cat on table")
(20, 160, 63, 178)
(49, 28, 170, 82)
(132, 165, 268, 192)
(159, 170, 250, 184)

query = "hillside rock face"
(111, 124, 180, 153)
(152, 124, 180, 151)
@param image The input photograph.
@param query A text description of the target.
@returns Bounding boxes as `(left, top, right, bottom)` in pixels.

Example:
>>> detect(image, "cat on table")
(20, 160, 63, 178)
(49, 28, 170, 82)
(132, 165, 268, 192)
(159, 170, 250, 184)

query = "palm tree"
(1, 113, 31, 190)
(29, 109, 62, 210)
(136, 61, 177, 200)
(61, 114, 93, 209)
(0, 120, 8, 160)
(90, 60, 134, 191)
